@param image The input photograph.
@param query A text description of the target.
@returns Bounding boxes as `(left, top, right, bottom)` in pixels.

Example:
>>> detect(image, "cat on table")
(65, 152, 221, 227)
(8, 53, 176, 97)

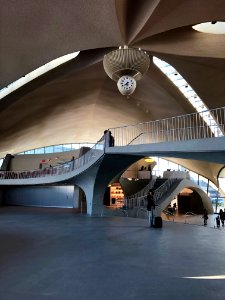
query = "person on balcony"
(103, 130, 114, 147)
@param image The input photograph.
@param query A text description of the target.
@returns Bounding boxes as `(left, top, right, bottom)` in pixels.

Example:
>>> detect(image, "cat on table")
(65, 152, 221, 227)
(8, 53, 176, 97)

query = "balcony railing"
(0, 141, 104, 180)
(1, 107, 224, 181)
(109, 107, 225, 146)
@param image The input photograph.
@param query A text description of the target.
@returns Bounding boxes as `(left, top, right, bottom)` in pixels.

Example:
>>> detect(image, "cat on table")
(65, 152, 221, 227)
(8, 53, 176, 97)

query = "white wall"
(9, 149, 81, 171)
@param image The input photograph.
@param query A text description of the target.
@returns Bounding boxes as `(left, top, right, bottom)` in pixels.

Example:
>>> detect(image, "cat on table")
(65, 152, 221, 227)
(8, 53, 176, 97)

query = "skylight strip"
(167, 74, 183, 81)
(153, 56, 224, 137)
(0, 51, 80, 100)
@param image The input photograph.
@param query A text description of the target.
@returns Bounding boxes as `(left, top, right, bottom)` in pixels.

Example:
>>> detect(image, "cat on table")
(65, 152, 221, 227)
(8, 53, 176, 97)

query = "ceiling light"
(103, 46, 150, 96)
(145, 158, 154, 163)
(192, 21, 225, 34)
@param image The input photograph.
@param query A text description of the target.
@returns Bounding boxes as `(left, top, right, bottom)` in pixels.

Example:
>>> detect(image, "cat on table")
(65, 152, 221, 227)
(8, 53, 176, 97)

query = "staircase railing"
(153, 178, 180, 203)
(125, 177, 180, 211)
(109, 106, 225, 146)
(125, 177, 156, 208)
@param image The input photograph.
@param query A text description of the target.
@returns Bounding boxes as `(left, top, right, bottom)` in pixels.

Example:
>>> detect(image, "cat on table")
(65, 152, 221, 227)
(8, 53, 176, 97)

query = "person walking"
(203, 209, 208, 226)
(216, 215, 221, 228)
(219, 209, 224, 226)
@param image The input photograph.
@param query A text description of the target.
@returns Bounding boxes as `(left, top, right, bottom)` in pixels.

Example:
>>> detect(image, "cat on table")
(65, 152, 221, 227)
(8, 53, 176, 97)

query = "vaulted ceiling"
(0, 0, 225, 158)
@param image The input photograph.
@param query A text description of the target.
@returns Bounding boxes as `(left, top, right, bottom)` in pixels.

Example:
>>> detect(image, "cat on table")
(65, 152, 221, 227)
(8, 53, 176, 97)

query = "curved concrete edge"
(157, 178, 213, 214)
(0, 152, 104, 186)
(106, 137, 225, 164)
(73, 154, 144, 216)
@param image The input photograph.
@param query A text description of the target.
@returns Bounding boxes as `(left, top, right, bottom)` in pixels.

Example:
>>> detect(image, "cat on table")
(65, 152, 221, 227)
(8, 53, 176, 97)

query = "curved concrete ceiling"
(0, 0, 225, 158)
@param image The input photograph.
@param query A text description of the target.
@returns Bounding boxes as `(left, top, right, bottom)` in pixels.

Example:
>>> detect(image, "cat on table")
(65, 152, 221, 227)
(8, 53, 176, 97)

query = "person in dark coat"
(146, 190, 155, 211)
(216, 215, 220, 228)
(103, 130, 114, 147)
(219, 209, 224, 226)
(146, 190, 155, 227)
(109, 131, 114, 147)
(203, 209, 208, 226)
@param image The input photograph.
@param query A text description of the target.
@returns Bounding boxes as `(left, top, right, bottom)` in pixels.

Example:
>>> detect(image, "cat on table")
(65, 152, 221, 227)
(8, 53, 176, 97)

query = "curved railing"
(153, 178, 181, 203)
(124, 177, 181, 212)
(109, 107, 225, 146)
(16, 142, 96, 155)
(0, 140, 105, 180)
(125, 177, 156, 208)
(1, 107, 224, 181)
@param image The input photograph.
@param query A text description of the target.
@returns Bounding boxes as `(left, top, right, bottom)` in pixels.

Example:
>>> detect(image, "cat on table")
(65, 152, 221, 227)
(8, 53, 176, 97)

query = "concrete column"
(73, 154, 143, 216)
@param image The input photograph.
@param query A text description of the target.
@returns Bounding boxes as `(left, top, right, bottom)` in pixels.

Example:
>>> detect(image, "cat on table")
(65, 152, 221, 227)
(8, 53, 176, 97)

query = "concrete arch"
(157, 179, 213, 214)
(73, 154, 144, 215)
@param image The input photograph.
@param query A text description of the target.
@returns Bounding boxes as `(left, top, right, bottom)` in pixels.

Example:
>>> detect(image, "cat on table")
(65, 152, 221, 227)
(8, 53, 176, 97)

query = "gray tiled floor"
(0, 206, 225, 300)
(164, 211, 225, 229)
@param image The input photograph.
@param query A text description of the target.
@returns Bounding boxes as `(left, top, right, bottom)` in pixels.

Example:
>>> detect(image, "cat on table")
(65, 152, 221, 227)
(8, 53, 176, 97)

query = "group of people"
(203, 208, 225, 227)
(139, 165, 151, 171)
(215, 209, 225, 227)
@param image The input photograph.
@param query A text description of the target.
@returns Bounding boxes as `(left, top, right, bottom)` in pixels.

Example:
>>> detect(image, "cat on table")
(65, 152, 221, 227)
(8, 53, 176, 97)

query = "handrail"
(184, 212, 197, 223)
(1, 107, 224, 181)
(137, 207, 147, 217)
(109, 106, 225, 146)
(125, 177, 156, 208)
(125, 178, 177, 209)
(16, 142, 96, 155)
(0, 140, 105, 180)
(154, 178, 179, 203)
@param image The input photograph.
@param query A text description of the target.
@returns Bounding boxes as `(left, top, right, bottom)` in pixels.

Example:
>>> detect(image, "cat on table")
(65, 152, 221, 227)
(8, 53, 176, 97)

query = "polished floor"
(0, 206, 225, 300)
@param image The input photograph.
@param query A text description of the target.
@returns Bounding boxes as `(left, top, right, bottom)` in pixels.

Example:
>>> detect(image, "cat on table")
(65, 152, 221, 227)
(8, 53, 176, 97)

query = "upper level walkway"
(0, 106, 224, 185)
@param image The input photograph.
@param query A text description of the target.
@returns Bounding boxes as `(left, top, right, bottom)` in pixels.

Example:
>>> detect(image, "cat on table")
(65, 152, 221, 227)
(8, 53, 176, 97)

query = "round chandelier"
(103, 46, 150, 96)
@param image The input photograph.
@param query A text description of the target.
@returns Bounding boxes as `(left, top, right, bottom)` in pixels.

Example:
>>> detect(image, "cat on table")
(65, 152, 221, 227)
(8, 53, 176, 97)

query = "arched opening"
(176, 188, 204, 214)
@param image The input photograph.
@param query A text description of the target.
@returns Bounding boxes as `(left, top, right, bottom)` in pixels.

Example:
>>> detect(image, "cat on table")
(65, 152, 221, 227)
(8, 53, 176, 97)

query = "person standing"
(103, 130, 110, 147)
(146, 190, 155, 227)
(71, 156, 75, 170)
(109, 131, 114, 147)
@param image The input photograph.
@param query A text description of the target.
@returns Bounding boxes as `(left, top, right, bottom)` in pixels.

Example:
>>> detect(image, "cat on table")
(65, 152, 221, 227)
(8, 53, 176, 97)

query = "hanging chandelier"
(103, 46, 150, 96)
